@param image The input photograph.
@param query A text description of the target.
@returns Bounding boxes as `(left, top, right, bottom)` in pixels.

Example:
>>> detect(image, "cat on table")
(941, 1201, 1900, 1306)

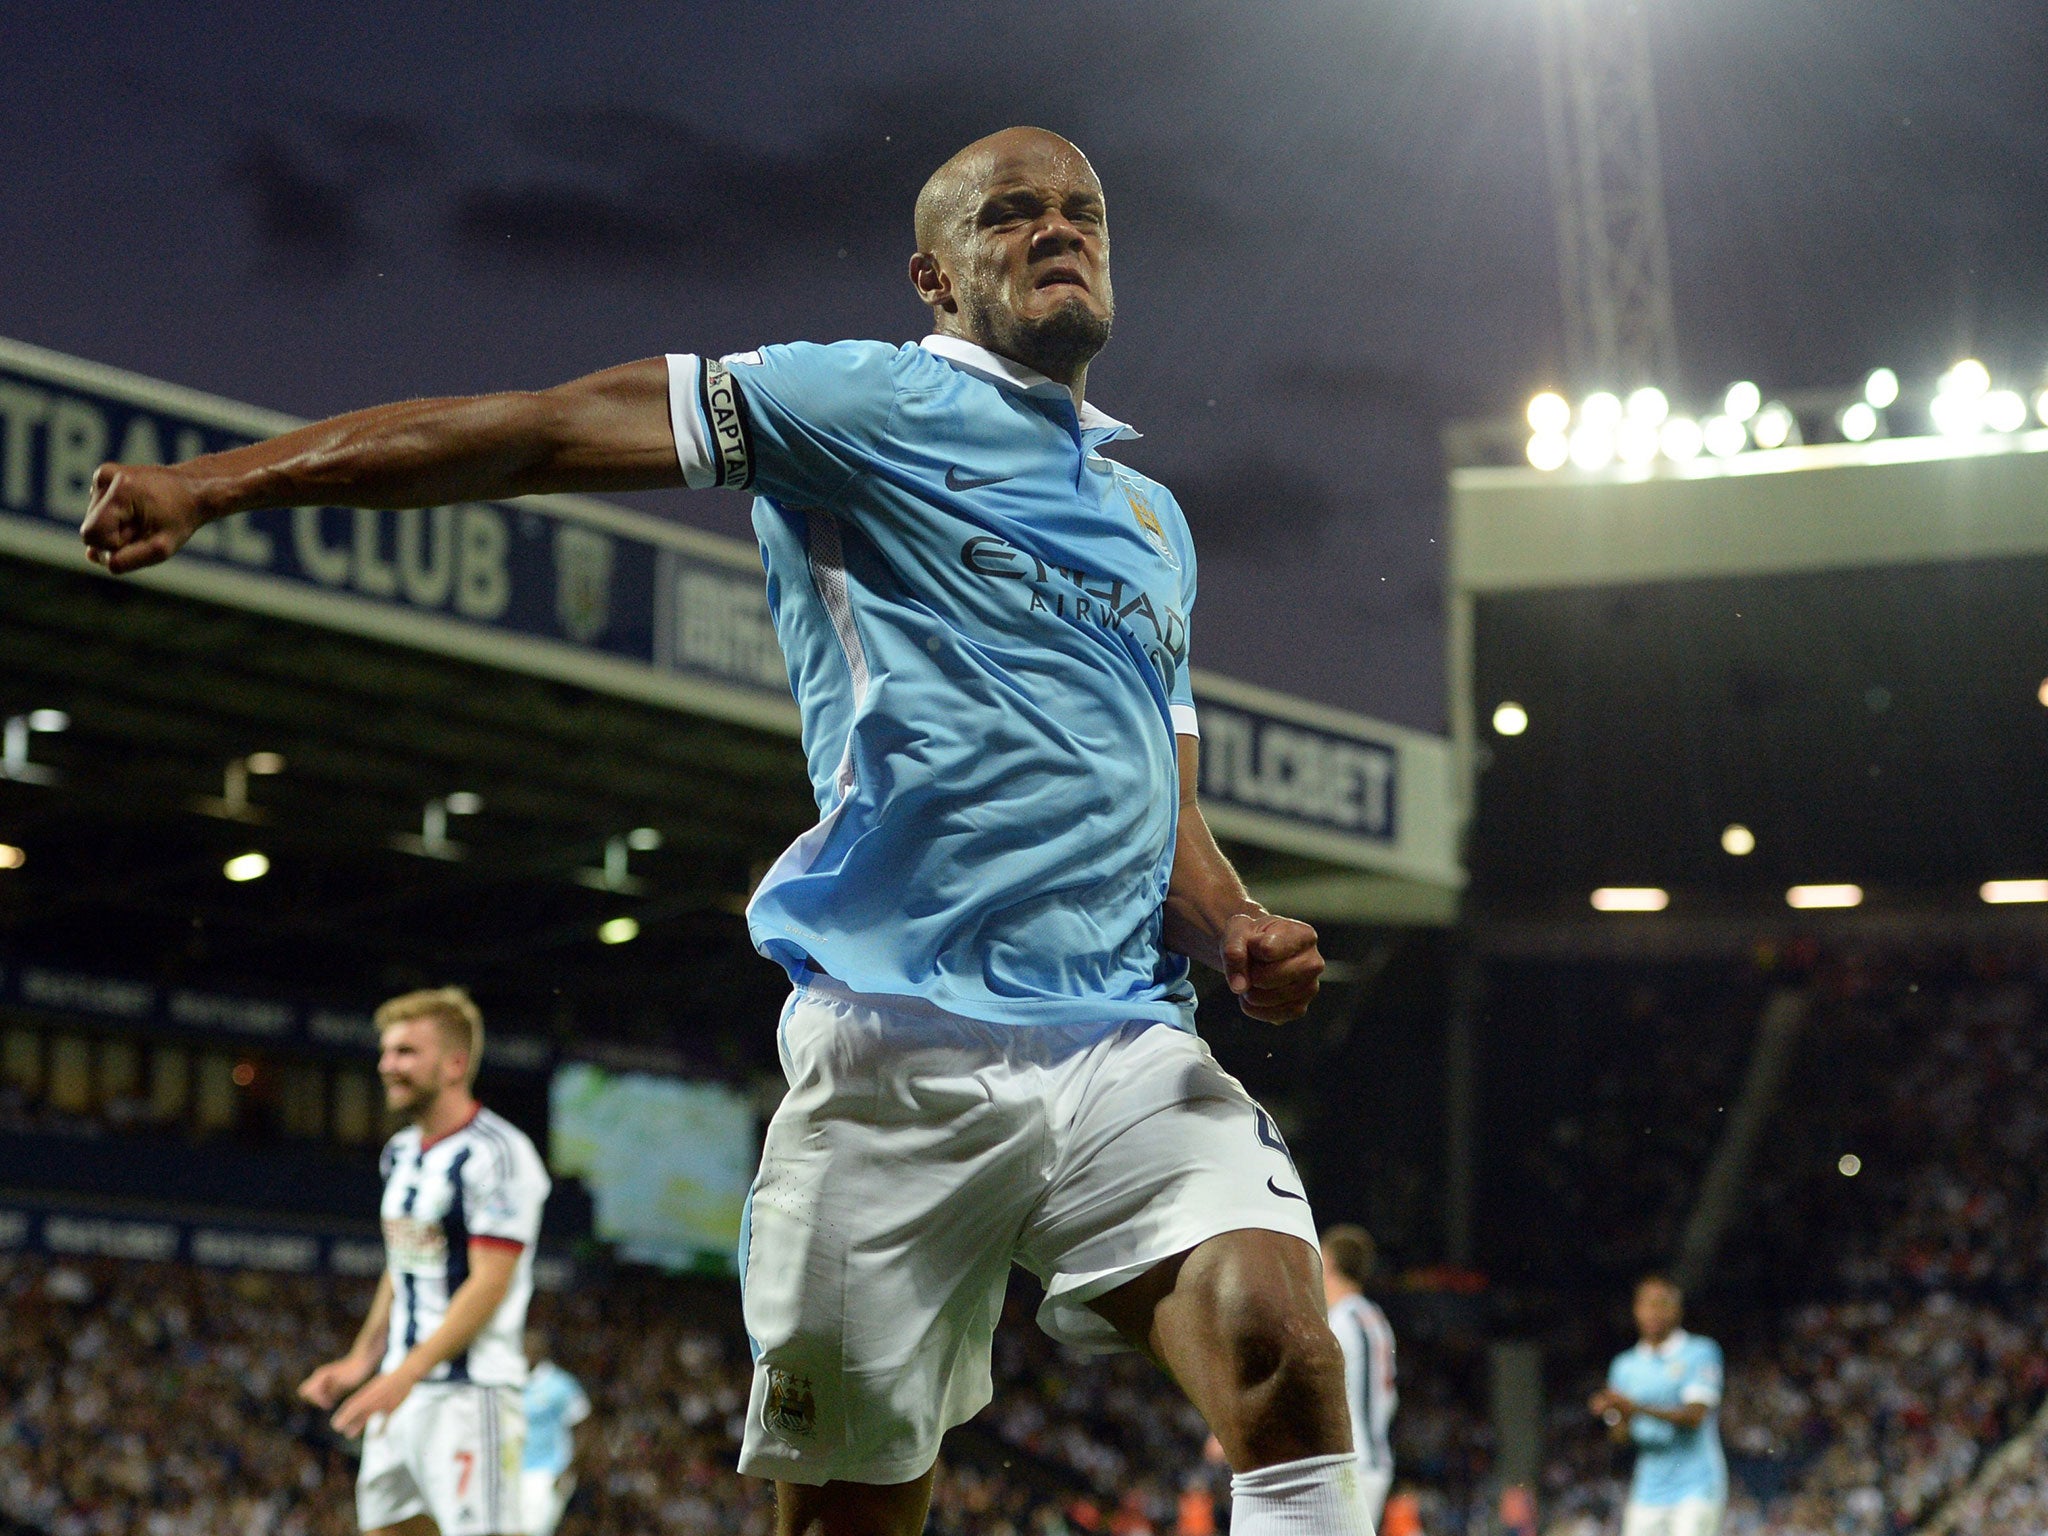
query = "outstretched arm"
(80, 358, 679, 574)
(1163, 734, 1325, 1023)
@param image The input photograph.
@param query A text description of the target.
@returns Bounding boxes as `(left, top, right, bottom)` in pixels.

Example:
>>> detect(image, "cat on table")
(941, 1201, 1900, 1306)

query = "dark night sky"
(6, 1, 2047, 731)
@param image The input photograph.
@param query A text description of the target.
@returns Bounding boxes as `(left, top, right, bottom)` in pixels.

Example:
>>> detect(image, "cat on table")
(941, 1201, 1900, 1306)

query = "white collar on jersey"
(1639, 1328, 1690, 1359)
(919, 334, 1140, 441)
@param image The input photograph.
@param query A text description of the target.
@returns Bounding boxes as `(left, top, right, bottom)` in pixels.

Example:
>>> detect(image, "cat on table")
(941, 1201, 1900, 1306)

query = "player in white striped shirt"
(299, 987, 551, 1536)
(1322, 1226, 1397, 1527)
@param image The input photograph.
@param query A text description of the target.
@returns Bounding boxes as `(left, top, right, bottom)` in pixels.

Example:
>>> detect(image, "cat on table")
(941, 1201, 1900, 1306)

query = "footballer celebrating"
(88, 129, 1359, 1536)
(299, 988, 552, 1536)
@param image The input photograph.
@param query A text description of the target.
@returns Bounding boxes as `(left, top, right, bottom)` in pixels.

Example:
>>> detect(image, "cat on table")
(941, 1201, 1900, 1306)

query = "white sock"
(1229, 1452, 1376, 1535)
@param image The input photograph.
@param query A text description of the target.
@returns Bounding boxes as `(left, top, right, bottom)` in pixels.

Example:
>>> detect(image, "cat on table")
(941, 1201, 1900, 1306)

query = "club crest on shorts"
(763, 1367, 817, 1438)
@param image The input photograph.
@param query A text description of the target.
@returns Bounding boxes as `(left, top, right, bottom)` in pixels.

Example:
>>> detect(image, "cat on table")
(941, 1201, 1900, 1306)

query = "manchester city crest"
(1118, 479, 1180, 571)
(763, 1367, 817, 1438)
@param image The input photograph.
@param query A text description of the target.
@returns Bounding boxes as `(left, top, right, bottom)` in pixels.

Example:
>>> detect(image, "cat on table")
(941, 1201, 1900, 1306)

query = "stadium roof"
(1448, 437, 2048, 949)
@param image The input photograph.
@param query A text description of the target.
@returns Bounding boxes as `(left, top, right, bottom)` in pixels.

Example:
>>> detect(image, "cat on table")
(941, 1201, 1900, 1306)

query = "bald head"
(914, 127, 1100, 254)
(907, 127, 1114, 390)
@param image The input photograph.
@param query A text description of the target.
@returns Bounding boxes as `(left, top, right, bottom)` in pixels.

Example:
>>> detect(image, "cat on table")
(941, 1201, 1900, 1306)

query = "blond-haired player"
(299, 988, 551, 1536)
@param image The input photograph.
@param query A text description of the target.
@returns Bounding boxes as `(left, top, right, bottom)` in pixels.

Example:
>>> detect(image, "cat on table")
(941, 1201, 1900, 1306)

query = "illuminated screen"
(548, 1064, 756, 1273)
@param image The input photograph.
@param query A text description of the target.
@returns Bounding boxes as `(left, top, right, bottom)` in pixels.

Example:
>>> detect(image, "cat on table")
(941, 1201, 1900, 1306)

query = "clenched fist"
(79, 462, 207, 574)
(1220, 912, 1325, 1024)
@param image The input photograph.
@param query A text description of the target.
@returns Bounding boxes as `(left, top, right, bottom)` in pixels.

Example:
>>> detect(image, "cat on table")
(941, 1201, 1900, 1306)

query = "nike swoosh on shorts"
(945, 466, 1012, 492)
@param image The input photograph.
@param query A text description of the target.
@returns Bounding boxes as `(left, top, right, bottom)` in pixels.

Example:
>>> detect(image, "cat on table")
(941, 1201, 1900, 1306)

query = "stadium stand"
(1520, 941, 2048, 1536)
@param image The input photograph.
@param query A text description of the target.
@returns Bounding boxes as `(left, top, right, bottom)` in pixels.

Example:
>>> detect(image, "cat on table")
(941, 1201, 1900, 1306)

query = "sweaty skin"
(910, 127, 1115, 398)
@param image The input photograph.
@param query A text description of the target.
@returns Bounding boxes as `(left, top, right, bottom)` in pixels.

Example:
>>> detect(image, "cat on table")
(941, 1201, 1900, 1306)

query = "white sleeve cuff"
(665, 353, 718, 489)
(1170, 703, 1201, 737)
(1680, 1386, 1721, 1407)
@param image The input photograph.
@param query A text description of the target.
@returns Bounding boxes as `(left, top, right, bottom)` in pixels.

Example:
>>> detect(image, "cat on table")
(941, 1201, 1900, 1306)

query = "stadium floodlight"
(1751, 402, 1797, 450)
(1839, 402, 1879, 443)
(1786, 883, 1862, 909)
(1579, 391, 1624, 431)
(1659, 416, 1703, 461)
(1984, 389, 2028, 433)
(1863, 368, 1900, 409)
(1941, 359, 1990, 399)
(26, 709, 68, 733)
(1569, 425, 1616, 471)
(2038, 678, 2048, 708)
(1720, 823, 1756, 856)
(1491, 701, 1529, 736)
(598, 915, 640, 945)
(1930, 390, 1982, 437)
(1527, 432, 1570, 471)
(0, 844, 22, 870)
(224, 851, 270, 882)
(1616, 418, 1660, 466)
(2036, 388, 2048, 428)
(627, 826, 664, 852)
(1702, 414, 1748, 458)
(1591, 887, 1669, 912)
(1626, 387, 1669, 426)
(444, 791, 484, 816)
(245, 752, 286, 775)
(1723, 381, 1762, 421)
(1981, 879, 2048, 904)
(1838, 1154, 1862, 1177)
(1527, 391, 1572, 435)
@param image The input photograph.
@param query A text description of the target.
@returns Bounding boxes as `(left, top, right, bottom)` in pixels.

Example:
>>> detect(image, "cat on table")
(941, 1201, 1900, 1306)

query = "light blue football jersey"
(667, 336, 1200, 1030)
(1608, 1330, 1727, 1506)
(521, 1359, 591, 1477)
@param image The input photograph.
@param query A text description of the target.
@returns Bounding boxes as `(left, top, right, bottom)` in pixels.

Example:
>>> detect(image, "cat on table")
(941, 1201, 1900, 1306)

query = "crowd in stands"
(0, 1242, 1502, 1536)
(1491, 960, 1764, 1294)
(8, 941, 2048, 1536)
(0, 1251, 1229, 1536)
(1527, 943, 2048, 1536)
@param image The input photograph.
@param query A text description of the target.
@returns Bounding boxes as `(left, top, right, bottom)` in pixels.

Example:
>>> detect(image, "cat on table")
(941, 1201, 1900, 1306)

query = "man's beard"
(972, 292, 1112, 383)
(388, 1080, 436, 1121)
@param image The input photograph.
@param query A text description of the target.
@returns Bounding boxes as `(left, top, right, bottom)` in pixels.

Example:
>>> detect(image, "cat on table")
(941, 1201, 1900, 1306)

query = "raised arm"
(80, 357, 679, 574)
(1163, 734, 1325, 1023)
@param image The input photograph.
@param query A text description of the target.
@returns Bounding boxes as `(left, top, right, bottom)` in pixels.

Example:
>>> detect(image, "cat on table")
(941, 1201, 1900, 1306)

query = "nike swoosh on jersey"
(1267, 1177, 1307, 1202)
(945, 466, 1013, 492)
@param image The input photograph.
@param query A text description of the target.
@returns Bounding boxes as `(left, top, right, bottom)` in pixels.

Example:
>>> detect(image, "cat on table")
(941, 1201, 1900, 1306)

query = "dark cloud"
(1163, 450, 1362, 555)
(450, 67, 1222, 278)
(224, 130, 369, 274)
(1280, 357, 1453, 415)
(454, 183, 693, 268)
(219, 106, 431, 277)
(306, 106, 434, 170)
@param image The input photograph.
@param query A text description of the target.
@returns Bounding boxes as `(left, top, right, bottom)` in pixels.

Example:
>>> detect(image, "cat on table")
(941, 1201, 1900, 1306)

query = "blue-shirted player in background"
(83, 126, 1369, 1536)
(1590, 1276, 1727, 1536)
(520, 1329, 590, 1536)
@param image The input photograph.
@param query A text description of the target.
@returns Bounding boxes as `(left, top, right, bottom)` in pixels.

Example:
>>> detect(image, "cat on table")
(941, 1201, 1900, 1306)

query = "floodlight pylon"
(1538, 0, 1680, 392)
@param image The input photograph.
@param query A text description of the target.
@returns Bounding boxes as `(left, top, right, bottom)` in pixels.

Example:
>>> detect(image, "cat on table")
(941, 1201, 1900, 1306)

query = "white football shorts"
(521, 1468, 571, 1536)
(1622, 1497, 1725, 1536)
(356, 1382, 525, 1535)
(737, 978, 1322, 1487)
